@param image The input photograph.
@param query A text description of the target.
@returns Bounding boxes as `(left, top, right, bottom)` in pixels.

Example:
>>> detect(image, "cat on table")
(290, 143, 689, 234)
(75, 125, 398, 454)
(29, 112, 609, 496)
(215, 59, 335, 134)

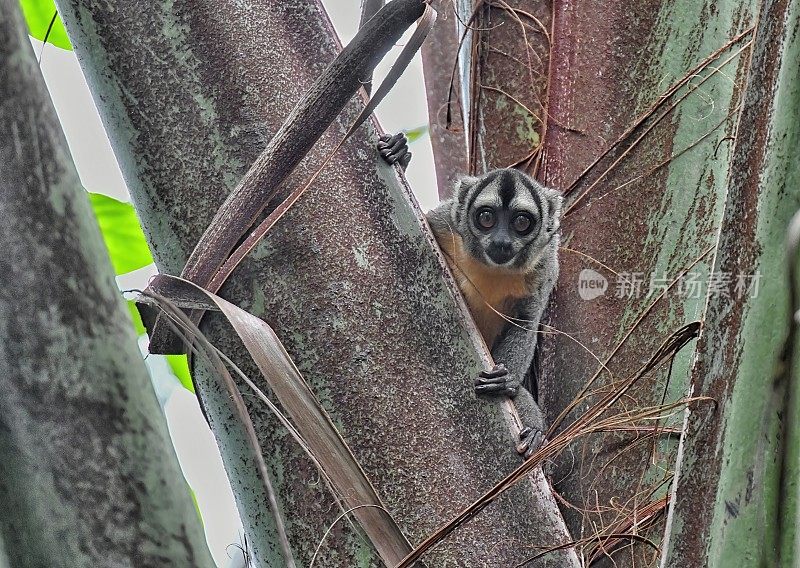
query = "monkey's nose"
(487, 241, 514, 264)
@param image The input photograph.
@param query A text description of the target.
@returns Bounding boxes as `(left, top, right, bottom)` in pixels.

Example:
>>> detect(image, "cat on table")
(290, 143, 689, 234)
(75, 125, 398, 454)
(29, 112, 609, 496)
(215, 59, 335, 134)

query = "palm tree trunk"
(663, 0, 800, 564)
(0, 2, 213, 565)
(430, 0, 757, 564)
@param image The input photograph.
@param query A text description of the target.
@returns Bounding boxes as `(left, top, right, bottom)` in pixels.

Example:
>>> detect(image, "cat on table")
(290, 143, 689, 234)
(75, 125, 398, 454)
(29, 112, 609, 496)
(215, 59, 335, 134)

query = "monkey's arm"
(491, 295, 550, 395)
(489, 302, 548, 455)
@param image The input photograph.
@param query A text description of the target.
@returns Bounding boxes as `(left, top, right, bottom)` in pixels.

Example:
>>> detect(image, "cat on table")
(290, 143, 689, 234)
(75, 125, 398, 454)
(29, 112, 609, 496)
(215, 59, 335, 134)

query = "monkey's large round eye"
(512, 213, 533, 234)
(476, 208, 496, 229)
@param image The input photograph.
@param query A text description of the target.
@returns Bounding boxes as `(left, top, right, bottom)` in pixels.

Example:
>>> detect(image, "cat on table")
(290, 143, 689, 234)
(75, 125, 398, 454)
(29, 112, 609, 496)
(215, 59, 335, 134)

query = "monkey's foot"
(474, 363, 520, 397)
(516, 426, 545, 459)
(378, 132, 412, 170)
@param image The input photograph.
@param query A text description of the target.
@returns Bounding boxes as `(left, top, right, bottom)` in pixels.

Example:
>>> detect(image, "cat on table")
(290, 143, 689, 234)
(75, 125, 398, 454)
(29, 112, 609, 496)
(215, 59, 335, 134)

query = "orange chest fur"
(435, 232, 529, 348)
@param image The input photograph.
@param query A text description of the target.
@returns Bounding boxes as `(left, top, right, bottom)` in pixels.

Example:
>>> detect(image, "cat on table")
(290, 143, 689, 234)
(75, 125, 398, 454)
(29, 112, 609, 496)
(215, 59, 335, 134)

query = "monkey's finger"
(525, 435, 545, 458)
(474, 376, 507, 386)
(478, 363, 508, 379)
(399, 151, 412, 170)
(474, 383, 515, 395)
(385, 138, 407, 158)
(386, 132, 405, 146)
(517, 429, 544, 458)
(378, 132, 403, 148)
(379, 147, 399, 164)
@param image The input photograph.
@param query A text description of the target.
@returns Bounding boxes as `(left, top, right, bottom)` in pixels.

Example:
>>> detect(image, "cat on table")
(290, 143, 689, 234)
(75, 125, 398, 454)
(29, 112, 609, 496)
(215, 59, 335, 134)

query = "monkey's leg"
(513, 390, 547, 458)
(377, 132, 412, 170)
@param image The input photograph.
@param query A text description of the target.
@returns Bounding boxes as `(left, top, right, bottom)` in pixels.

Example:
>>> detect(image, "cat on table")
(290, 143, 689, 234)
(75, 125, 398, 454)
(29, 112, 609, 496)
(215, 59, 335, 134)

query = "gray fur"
(427, 169, 562, 452)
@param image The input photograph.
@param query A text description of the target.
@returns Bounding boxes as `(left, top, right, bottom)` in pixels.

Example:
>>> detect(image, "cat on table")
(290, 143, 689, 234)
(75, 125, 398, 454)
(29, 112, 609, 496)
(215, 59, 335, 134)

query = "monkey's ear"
(544, 187, 563, 233)
(454, 176, 480, 204)
(450, 176, 479, 225)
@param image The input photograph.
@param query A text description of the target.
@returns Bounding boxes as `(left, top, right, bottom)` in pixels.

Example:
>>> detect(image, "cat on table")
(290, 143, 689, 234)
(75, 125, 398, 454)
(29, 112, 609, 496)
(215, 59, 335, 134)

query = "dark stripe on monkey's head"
(489, 169, 545, 225)
(454, 172, 496, 224)
(497, 169, 519, 207)
(516, 171, 546, 223)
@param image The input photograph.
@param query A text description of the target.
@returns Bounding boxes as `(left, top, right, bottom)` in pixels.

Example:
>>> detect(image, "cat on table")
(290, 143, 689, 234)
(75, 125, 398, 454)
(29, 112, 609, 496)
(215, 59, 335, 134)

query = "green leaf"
(127, 300, 147, 336)
(403, 124, 429, 143)
(19, 0, 72, 50)
(188, 485, 204, 526)
(89, 193, 153, 275)
(167, 355, 195, 393)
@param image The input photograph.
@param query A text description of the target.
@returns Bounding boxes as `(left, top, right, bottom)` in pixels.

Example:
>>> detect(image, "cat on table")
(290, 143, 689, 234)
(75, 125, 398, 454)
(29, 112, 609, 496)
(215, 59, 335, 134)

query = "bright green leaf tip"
(403, 124, 429, 143)
(89, 192, 154, 275)
(188, 485, 204, 526)
(127, 300, 194, 393)
(167, 355, 195, 393)
(126, 301, 195, 394)
(127, 300, 147, 336)
(19, 0, 72, 50)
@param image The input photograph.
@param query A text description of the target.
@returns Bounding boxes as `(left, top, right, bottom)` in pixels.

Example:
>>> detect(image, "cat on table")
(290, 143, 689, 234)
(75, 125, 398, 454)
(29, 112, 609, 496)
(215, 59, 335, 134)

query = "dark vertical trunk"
(0, 1, 213, 566)
(467, 1, 552, 177)
(420, 0, 469, 199)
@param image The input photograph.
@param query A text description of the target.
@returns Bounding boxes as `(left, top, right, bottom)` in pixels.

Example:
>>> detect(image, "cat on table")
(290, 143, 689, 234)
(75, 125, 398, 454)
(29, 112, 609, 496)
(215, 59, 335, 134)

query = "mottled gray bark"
(0, 1, 213, 566)
(0, 534, 8, 568)
(54, 0, 577, 566)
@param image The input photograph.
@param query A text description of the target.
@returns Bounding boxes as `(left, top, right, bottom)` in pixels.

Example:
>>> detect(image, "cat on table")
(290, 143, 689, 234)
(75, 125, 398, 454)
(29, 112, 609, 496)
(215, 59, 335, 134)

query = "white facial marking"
(509, 193, 539, 216)
(472, 181, 502, 210)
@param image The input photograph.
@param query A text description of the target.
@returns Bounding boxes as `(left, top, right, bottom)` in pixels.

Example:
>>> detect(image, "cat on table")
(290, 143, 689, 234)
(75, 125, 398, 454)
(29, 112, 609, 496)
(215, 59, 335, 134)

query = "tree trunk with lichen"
(538, 4, 756, 560)
(424, 0, 760, 565)
(0, 2, 213, 566)
(54, 0, 578, 566)
(662, 0, 800, 564)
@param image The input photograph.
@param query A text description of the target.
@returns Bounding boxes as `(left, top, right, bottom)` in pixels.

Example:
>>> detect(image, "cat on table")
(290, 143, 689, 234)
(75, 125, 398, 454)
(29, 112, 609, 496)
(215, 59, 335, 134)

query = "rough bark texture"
(420, 0, 468, 198)
(0, 2, 213, 566)
(467, 0, 552, 178)
(662, 0, 800, 565)
(425, 0, 551, 200)
(535, 2, 756, 564)
(0, 534, 8, 568)
(55, 0, 578, 566)
(443, 0, 757, 564)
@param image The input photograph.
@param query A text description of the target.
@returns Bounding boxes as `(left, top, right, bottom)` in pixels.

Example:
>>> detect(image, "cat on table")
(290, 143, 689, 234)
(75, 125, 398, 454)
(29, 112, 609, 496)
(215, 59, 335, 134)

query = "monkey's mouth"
(485, 248, 515, 266)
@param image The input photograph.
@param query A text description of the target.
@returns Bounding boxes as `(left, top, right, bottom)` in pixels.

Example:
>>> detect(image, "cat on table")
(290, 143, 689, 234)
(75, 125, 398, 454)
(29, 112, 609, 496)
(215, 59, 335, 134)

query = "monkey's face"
(451, 169, 562, 272)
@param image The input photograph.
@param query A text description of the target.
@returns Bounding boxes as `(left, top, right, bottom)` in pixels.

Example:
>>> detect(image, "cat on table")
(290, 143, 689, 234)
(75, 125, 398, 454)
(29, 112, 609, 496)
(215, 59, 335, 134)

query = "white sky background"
(31, 2, 439, 566)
